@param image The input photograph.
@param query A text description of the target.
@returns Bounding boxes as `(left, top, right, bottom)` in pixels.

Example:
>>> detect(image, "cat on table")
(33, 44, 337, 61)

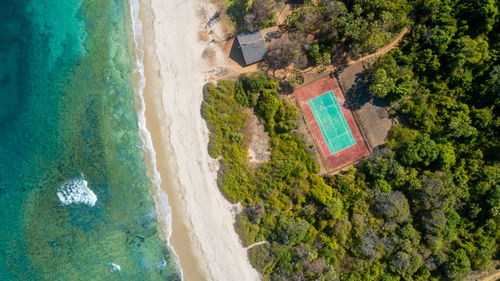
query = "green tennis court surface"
(308, 91, 356, 154)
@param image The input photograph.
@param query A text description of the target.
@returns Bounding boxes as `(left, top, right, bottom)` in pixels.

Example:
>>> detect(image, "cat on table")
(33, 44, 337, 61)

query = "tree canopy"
(208, 0, 499, 279)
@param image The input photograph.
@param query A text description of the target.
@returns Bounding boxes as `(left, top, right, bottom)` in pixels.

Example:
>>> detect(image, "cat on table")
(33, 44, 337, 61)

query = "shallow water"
(0, 0, 179, 279)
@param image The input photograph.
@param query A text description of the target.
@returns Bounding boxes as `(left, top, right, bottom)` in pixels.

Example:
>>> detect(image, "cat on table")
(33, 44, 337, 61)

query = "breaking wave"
(56, 176, 97, 207)
(111, 263, 121, 272)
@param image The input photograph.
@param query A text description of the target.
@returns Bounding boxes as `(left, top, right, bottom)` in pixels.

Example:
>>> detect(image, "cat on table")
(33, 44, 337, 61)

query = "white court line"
(310, 96, 336, 154)
(327, 92, 350, 134)
(324, 92, 355, 149)
(309, 99, 331, 151)
(327, 91, 356, 145)
(324, 92, 346, 144)
(316, 94, 344, 152)
(324, 102, 346, 152)
(310, 91, 357, 153)
(331, 132, 349, 140)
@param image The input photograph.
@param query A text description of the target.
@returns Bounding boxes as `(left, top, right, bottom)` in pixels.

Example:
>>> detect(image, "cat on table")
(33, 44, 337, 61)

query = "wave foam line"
(128, 0, 184, 278)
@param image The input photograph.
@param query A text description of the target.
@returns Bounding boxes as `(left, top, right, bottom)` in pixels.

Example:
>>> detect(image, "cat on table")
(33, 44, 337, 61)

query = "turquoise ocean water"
(0, 0, 180, 279)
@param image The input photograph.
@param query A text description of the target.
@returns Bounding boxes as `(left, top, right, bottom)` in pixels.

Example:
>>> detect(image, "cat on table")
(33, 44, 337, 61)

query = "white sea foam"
(128, 0, 183, 278)
(156, 257, 167, 270)
(56, 176, 97, 207)
(111, 263, 121, 272)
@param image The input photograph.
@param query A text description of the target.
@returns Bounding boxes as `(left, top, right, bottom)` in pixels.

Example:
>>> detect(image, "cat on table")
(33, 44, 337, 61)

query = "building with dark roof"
(230, 30, 268, 66)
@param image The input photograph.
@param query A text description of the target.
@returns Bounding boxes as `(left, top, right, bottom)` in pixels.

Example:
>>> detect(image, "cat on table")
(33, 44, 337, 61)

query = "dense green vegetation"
(283, 0, 412, 57)
(205, 0, 499, 280)
(362, 0, 499, 277)
(226, 0, 414, 70)
(226, 0, 277, 31)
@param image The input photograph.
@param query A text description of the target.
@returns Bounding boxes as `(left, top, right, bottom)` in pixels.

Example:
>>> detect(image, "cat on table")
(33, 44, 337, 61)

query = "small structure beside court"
(230, 30, 268, 66)
(295, 76, 369, 172)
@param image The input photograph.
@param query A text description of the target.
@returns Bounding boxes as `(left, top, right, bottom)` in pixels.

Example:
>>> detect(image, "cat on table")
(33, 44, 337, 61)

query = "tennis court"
(308, 91, 355, 154)
(295, 76, 369, 171)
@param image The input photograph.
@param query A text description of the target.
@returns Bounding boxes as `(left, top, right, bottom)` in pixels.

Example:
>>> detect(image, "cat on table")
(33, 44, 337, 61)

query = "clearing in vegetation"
(295, 76, 369, 171)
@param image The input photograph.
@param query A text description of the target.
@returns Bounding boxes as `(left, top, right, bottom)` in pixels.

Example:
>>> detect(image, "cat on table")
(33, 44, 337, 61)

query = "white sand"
(139, 0, 260, 280)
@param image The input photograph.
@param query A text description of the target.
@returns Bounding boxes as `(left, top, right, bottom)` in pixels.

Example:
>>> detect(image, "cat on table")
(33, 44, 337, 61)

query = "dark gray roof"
(236, 30, 268, 65)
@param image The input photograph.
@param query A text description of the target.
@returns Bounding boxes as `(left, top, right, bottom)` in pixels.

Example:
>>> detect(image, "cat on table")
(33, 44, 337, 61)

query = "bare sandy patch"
(245, 109, 270, 166)
(139, 0, 260, 280)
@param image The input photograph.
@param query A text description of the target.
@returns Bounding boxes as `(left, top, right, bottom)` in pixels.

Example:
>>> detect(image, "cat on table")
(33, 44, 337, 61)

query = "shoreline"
(128, 0, 183, 277)
(137, 0, 260, 280)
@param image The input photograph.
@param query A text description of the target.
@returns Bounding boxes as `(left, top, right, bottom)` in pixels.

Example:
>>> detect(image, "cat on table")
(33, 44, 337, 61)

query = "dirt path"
(481, 271, 500, 281)
(245, 240, 269, 250)
(218, 23, 409, 82)
(276, 4, 292, 25)
(302, 27, 409, 80)
(345, 28, 409, 66)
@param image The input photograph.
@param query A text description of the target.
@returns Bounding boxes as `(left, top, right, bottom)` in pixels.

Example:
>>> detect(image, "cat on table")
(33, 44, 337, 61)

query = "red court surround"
(295, 76, 369, 171)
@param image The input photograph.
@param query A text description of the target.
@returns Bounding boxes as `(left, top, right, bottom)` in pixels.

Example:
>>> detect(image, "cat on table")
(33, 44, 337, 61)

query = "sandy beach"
(137, 0, 260, 280)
